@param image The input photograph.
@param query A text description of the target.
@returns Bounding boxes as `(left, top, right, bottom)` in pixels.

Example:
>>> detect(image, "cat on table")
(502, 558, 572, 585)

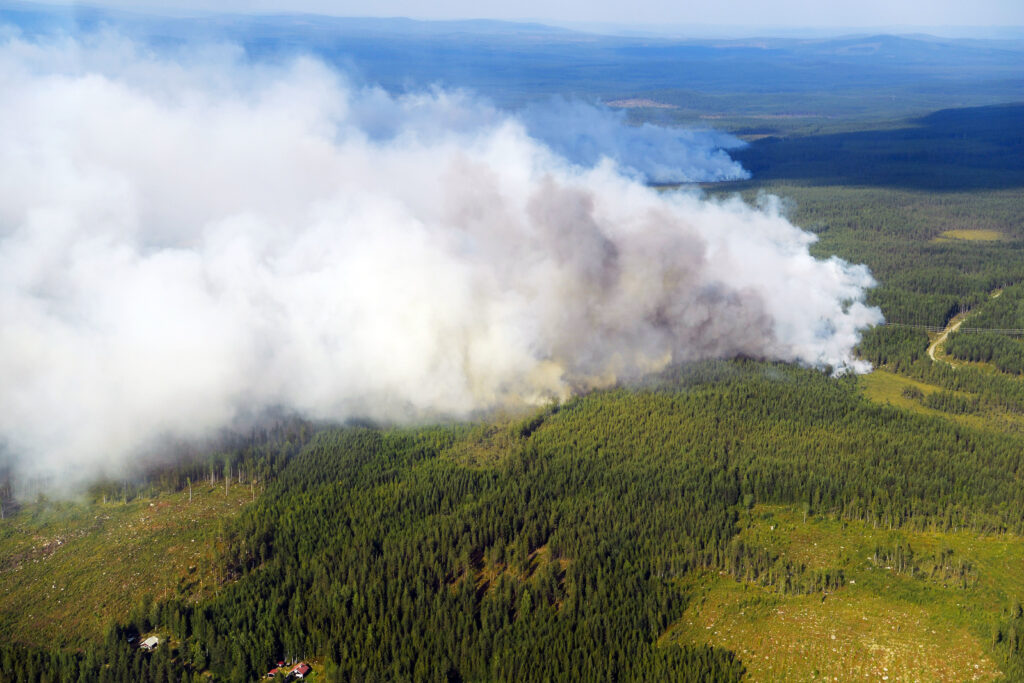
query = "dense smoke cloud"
(0, 34, 882, 485)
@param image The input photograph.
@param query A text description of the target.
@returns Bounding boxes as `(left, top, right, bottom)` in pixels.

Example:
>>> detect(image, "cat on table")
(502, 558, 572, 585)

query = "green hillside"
(8, 358, 1024, 680)
(0, 484, 249, 649)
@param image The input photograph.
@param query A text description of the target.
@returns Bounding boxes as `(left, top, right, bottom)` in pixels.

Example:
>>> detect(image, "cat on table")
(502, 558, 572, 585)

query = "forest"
(7, 356, 1024, 680)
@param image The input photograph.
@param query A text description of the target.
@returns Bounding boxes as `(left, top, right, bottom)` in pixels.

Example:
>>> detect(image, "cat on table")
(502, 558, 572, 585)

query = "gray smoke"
(0, 33, 882, 487)
(519, 98, 750, 183)
(345, 89, 749, 184)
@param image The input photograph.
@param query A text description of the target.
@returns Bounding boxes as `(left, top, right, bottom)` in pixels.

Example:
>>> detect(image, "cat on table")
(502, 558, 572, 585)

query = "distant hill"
(2, 3, 1022, 118)
(732, 102, 1024, 190)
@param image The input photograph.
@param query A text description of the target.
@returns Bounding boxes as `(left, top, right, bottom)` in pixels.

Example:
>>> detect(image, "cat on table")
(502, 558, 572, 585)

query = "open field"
(0, 484, 252, 647)
(664, 505, 1024, 681)
(668, 576, 999, 681)
(933, 229, 1005, 243)
(858, 369, 994, 423)
(858, 369, 1024, 437)
(860, 369, 945, 414)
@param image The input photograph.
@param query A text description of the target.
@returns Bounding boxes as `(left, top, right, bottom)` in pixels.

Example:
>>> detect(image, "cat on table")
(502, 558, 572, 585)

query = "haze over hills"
(3, 2, 1023, 117)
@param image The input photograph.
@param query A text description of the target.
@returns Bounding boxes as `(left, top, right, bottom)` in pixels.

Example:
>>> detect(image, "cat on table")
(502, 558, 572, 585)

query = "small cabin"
(290, 662, 311, 679)
(140, 636, 159, 651)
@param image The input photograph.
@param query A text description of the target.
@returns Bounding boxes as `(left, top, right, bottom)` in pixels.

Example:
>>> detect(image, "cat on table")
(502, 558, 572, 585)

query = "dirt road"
(927, 317, 964, 364)
(927, 290, 1003, 365)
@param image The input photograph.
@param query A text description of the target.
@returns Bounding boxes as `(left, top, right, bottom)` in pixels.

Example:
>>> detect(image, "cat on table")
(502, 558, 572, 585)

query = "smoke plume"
(518, 98, 750, 183)
(338, 87, 749, 184)
(0, 33, 882, 485)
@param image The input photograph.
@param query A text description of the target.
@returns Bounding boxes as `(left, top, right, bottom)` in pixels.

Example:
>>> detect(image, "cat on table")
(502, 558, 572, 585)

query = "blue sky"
(10, 0, 1024, 33)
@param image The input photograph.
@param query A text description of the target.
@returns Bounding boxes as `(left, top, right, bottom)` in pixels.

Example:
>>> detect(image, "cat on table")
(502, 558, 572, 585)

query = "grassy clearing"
(667, 576, 999, 681)
(932, 229, 1004, 243)
(859, 369, 943, 415)
(859, 369, 984, 424)
(859, 369, 1024, 434)
(0, 483, 252, 647)
(663, 505, 1024, 681)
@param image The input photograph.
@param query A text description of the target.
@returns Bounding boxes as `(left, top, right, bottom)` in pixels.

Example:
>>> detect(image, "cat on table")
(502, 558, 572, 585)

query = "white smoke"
(0, 33, 882, 485)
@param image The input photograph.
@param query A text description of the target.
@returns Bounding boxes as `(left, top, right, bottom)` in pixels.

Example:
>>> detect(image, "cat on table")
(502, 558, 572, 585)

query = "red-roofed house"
(290, 662, 311, 679)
